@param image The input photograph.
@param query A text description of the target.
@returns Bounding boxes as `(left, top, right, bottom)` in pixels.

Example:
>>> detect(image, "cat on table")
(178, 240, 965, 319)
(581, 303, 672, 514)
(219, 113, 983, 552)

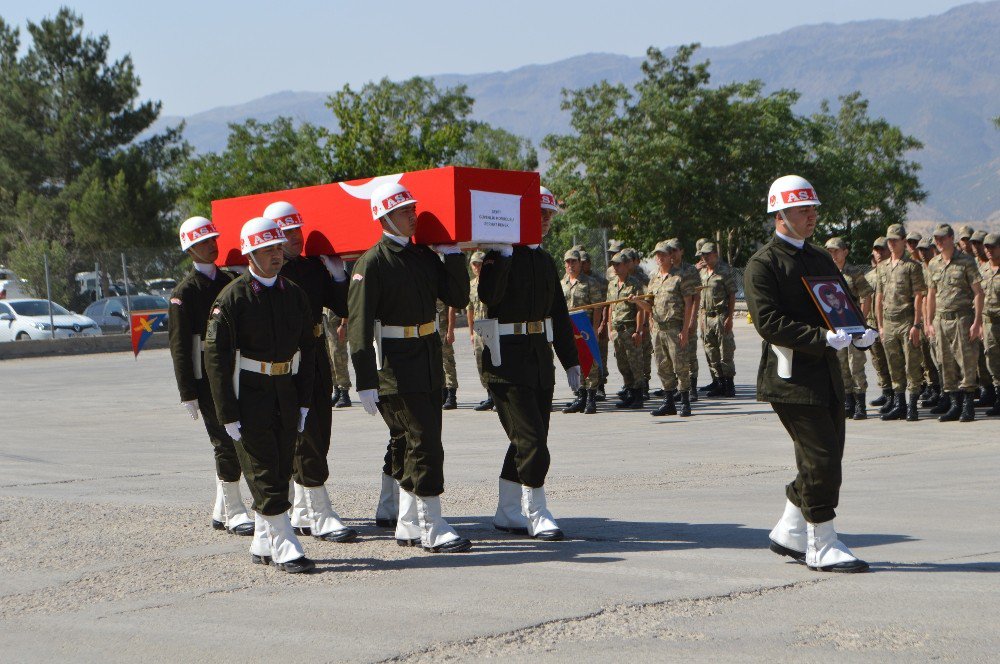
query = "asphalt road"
(1, 318, 997, 662)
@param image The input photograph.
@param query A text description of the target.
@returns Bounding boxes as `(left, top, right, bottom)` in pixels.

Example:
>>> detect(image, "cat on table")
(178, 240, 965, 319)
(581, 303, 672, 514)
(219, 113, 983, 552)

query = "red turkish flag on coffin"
(211, 166, 542, 265)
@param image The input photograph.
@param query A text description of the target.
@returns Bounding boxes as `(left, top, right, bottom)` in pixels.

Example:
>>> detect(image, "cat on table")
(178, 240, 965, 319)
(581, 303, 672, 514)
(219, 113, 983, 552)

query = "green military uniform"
(699, 254, 738, 386)
(875, 247, 926, 398)
(928, 248, 982, 395)
(648, 260, 695, 394)
(865, 265, 892, 398)
(347, 236, 469, 497)
(745, 236, 858, 524)
(205, 273, 316, 516)
(980, 236, 1000, 409)
(583, 254, 610, 392)
(836, 263, 873, 395)
(561, 269, 602, 389)
(323, 310, 352, 391)
(169, 266, 240, 482)
(607, 270, 645, 392)
(468, 273, 489, 391)
(479, 245, 579, 488)
(279, 256, 348, 487)
(436, 299, 458, 390)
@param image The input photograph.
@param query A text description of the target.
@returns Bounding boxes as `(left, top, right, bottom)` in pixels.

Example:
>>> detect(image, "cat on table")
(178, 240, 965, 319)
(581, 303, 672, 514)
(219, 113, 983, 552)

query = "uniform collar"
(248, 266, 278, 287)
(775, 230, 804, 249)
(193, 262, 217, 280)
(383, 231, 410, 247)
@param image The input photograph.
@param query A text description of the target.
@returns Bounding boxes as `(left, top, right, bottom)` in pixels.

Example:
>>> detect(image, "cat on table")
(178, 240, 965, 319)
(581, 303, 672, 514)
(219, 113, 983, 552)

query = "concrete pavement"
(1, 318, 997, 662)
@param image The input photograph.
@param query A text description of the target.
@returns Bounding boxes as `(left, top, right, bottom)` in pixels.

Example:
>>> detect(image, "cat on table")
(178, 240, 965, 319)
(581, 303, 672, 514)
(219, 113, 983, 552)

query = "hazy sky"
(0, 1, 977, 117)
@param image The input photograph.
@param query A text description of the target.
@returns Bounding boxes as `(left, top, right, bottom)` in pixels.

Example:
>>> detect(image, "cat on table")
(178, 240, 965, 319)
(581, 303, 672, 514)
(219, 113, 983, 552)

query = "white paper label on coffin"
(470, 190, 521, 243)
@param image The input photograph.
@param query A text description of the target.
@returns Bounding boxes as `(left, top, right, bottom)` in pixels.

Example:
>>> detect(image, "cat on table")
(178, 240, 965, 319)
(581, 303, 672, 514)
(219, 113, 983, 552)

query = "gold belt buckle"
(403, 325, 418, 338)
(419, 321, 435, 336)
(527, 321, 543, 334)
(272, 361, 291, 376)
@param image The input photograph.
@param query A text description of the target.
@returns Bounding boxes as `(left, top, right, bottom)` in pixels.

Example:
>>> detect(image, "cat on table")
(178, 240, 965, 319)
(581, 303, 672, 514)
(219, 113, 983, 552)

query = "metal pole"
(44, 253, 55, 339)
(95, 261, 101, 300)
(121, 253, 131, 326)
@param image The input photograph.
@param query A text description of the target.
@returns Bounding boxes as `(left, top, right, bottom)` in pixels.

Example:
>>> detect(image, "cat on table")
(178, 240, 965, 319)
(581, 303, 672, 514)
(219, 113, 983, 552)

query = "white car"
(0, 299, 102, 342)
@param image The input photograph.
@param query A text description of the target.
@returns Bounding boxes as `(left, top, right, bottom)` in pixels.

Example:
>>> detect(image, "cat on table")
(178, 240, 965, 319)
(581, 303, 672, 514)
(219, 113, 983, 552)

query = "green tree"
(455, 123, 538, 171)
(180, 117, 333, 216)
(0, 8, 186, 305)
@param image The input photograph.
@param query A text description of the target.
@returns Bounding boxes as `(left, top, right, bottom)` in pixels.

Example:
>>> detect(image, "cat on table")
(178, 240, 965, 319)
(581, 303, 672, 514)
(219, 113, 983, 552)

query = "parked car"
(83, 295, 169, 334)
(0, 265, 31, 299)
(145, 277, 177, 296)
(0, 299, 102, 341)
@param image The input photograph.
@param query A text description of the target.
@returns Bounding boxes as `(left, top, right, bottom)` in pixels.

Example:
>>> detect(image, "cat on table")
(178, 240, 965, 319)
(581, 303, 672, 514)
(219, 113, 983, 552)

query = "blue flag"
(569, 311, 602, 377)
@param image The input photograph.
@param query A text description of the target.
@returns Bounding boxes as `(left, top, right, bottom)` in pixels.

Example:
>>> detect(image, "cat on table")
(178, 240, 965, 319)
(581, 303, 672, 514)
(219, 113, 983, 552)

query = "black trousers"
(196, 377, 242, 482)
(233, 376, 298, 515)
(771, 397, 845, 524)
(292, 341, 333, 487)
(493, 382, 554, 488)
(378, 391, 445, 497)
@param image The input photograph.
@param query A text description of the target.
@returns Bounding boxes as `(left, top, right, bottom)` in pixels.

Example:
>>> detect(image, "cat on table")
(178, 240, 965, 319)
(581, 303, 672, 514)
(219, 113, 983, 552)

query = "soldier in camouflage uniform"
(917, 236, 942, 406)
(636, 240, 696, 417)
(693, 238, 717, 393)
(970, 230, 996, 409)
(867, 237, 893, 408)
(981, 233, 1000, 417)
(926, 223, 985, 422)
(624, 247, 652, 398)
(905, 231, 923, 262)
(437, 299, 459, 409)
(561, 250, 604, 414)
(874, 224, 926, 421)
(324, 310, 352, 407)
(824, 237, 873, 419)
(580, 250, 609, 400)
(665, 239, 702, 403)
(697, 242, 738, 398)
(466, 251, 493, 411)
(607, 251, 646, 409)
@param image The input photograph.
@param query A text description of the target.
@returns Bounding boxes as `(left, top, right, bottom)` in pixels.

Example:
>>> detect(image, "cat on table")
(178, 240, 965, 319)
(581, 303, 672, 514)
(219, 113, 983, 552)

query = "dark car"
(83, 295, 169, 334)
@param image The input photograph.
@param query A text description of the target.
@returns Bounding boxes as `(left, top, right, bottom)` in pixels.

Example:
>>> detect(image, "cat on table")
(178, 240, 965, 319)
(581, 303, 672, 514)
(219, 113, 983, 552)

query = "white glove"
(481, 243, 513, 257)
(319, 255, 346, 281)
(297, 407, 309, 432)
(182, 400, 199, 420)
(566, 365, 582, 392)
(224, 421, 242, 442)
(431, 244, 462, 255)
(825, 328, 851, 350)
(852, 328, 879, 349)
(358, 389, 380, 416)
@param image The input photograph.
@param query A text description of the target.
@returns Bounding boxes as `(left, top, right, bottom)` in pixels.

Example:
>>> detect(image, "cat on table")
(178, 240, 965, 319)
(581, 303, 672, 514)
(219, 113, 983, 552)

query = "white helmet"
(178, 216, 220, 252)
(262, 201, 304, 230)
(370, 182, 417, 221)
(240, 217, 286, 256)
(540, 186, 560, 212)
(767, 175, 821, 213)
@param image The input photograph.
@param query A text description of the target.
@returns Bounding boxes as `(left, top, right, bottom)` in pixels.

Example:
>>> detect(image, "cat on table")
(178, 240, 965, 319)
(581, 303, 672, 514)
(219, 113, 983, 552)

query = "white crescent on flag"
(338, 174, 404, 200)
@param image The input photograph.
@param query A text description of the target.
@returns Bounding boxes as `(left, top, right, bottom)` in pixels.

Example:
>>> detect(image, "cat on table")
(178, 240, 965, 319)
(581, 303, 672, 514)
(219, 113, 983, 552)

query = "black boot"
(871, 388, 892, 407)
(880, 393, 906, 421)
(985, 398, 1000, 417)
(929, 391, 951, 415)
(906, 392, 919, 421)
(442, 388, 457, 410)
(723, 376, 736, 398)
(584, 389, 597, 414)
(679, 390, 692, 417)
(853, 392, 867, 420)
(615, 388, 634, 408)
(562, 388, 586, 413)
(844, 393, 856, 417)
(939, 392, 962, 422)
(688, 386, 698, 403)
(474, 394, 494, 411)
(630, 387, 645, 409)
(331, 386, 341, 407)
(975, 384, 996, 408)
(642, 380, 651, 400)
(616, 386, 628, 399)
(334, 389, 351, 408)
(921, 384, 940, 408)
(595, 386, 606, 401)
(960, 391, 976, 422)
(650, 392, 677, 416)
(878, 391, 897, 415)
(700, 378, 718, 392)
(917, 383, 930, 401)
(652, 388, 665, 397)
(706, 379, 726, 397)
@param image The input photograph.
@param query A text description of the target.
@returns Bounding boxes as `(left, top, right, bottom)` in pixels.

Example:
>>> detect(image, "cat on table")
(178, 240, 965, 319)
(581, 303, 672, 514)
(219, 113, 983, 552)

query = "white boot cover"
(769, 499, 806, 553)
(376, 473, 399, 522)
(395, 489, 422, 541)
(493, 478, 529, 531)
(304, 484, 349, 536)
(416, 495, 461, 549)
(212, 479, 226, 522)
(220, 480, 253, 529)
(807, 521, 860, 569)
(290, 481, 311, 530)
(249, 511, 271, 558)
(521, 485, 560, 536)
(262, 513, 305, 564)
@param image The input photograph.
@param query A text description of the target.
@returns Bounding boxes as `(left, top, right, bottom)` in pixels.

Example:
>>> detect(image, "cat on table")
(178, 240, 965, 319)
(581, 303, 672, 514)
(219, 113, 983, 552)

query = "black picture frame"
(801, 276, 867, 335)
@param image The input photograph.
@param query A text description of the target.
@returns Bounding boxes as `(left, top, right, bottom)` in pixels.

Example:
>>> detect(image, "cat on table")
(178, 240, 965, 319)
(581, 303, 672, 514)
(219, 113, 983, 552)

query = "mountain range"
(148, 1, 1000, 224)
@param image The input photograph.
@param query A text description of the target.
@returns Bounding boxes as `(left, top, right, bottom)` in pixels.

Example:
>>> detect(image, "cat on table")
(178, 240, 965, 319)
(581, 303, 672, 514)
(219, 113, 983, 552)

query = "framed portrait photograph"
(801, 276, 867, 335)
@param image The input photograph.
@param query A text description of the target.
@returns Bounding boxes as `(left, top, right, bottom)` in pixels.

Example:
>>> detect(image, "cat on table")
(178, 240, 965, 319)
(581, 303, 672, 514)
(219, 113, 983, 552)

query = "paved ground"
(1, 318, 998, 663)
